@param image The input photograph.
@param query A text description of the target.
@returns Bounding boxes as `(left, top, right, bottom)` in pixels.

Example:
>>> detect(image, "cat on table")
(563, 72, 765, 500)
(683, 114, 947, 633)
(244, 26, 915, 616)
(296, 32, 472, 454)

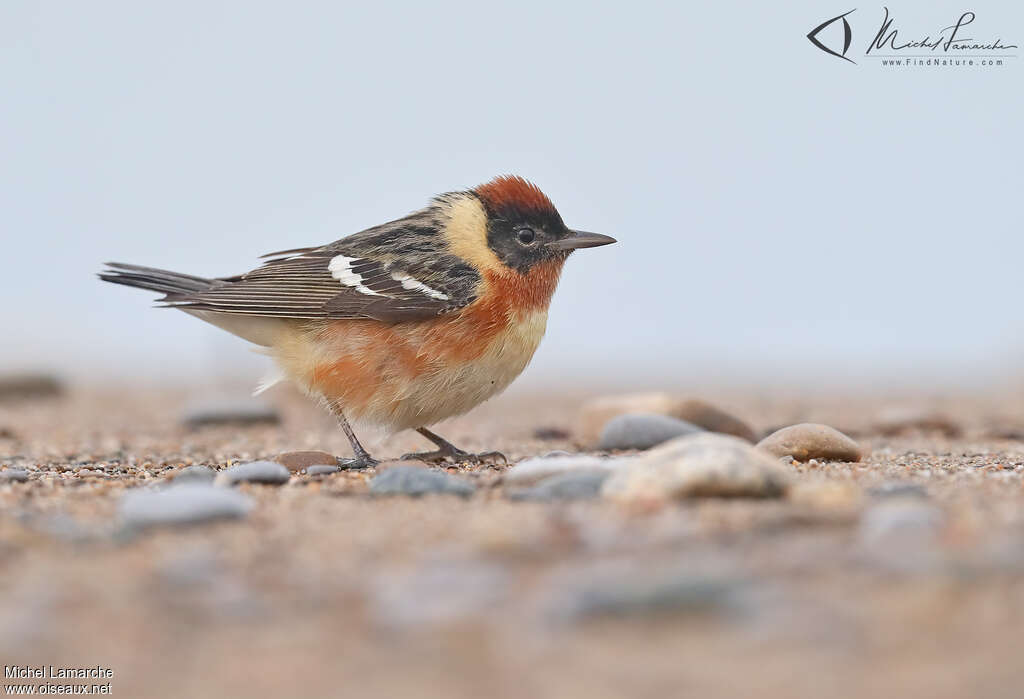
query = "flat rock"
(550, 567, 745, 621)
(756, 423, 862, 462)
(504, 455, 619, 484)
(575, 393, 685, 445)
(215, 461, 291, 486)
(0, 468, 29, 483)
(598, 413, 703, 451)
(171, 465, 217, 484)
(602, 433, 789, 501)
(369, 466, 475, 497)
(182, 399, 280, 428)
(0, 373, 64, 401)
(674, 399, 757, 442)
(868, 482, 927, 499)
(120, 484, 254, 529)
(275, 450, 338, 473)
(873, 407, 961, 437)
(533, 426, 571, 441)
(506, 471, 609, 501)
(859, 499, 943, 544)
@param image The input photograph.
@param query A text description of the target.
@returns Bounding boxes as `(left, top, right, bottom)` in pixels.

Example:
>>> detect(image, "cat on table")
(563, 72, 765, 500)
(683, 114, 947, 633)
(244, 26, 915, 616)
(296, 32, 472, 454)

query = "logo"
(807, 9, 856, 63)
(807, 7, 1018, 67)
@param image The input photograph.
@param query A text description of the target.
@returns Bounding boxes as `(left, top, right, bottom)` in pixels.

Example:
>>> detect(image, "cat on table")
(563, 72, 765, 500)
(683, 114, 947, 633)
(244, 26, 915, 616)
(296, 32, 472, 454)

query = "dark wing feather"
(161, 206, 481, 322)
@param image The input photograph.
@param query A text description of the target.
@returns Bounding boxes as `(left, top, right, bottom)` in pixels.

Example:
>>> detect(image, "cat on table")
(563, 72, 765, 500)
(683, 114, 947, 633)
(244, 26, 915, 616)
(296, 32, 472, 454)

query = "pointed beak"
(548, 230, 617, 251)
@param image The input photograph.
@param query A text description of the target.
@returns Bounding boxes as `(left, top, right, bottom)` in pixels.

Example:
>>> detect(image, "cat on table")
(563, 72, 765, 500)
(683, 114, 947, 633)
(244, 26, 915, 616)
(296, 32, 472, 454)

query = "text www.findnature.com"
(879, 58, 1005, 66)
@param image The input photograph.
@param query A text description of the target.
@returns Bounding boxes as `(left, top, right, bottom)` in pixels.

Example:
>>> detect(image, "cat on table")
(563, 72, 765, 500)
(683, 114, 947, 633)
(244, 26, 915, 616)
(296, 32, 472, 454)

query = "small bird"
(100, 175, 615, 468)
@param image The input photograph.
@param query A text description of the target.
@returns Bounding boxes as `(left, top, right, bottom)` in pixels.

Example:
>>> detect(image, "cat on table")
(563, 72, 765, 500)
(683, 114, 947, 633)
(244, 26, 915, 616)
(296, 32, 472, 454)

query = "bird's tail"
(98, 262, 287, 348)
(98, 262, 218, 299)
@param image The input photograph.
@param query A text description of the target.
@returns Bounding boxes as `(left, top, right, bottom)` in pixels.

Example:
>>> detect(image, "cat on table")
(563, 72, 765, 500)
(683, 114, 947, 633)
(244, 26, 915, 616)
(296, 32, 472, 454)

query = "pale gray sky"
(2, 1, 1021, 387)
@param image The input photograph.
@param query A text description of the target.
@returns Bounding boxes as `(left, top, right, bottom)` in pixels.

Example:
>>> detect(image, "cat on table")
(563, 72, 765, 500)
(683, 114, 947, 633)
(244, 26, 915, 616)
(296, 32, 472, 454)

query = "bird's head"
(438, 175, 615, 276)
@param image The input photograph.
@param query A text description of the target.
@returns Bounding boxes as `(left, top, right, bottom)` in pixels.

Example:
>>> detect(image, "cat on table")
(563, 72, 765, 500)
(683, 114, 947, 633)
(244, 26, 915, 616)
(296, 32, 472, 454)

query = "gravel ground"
(4, 382, 1024, 698)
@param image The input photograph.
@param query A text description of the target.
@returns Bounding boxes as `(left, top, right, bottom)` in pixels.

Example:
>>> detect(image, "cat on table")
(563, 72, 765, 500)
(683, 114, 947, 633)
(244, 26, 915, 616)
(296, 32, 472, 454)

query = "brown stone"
(674, 399, 757, 442)
(274, 450, 338, 473)
(873, 408, 961, 438)
(757, 423, 862, 462)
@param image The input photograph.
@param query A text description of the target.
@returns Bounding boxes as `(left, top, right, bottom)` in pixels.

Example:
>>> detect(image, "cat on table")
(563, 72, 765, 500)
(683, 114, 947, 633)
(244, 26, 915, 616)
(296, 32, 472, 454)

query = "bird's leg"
(328, 402, 378, 470)
(402, 427, 507, 465)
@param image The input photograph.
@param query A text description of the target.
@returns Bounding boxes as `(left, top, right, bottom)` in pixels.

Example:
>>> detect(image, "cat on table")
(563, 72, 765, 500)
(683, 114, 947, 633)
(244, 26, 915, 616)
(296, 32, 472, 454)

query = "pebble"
(602, 433, 789, 501)
(532, 426, 571, 441)
(575, 393, 684, 445)
(214, 461, 291, 486)
(120, 484, 254, 529)
(0, 469, 29, 483)
(181, 399, 281, 428)
(275, 450, 338, 473)
(0, 373, 64, 401)
(172, 465, 217, 484)
(859, 499, 943, 543)
(674, 399, 757, 442)
(369, 466, 475, 497)
(756, 423, 862, 462)
(868, 482, 927, 499)
(551, 568, 745, 621)
(306, 464, 341, 476)
(873, 407, 961, 437)
(75, 468, 106, 478)
(787, 480, 862, 510)
(504, 454, 618, 484)
(506, 471, 609, 501)
(598, 413, 703, 451)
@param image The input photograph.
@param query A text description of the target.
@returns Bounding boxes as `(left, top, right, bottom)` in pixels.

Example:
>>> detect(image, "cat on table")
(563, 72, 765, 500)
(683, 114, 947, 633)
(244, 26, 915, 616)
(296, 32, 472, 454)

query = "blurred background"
(1, 0, 1020, 389)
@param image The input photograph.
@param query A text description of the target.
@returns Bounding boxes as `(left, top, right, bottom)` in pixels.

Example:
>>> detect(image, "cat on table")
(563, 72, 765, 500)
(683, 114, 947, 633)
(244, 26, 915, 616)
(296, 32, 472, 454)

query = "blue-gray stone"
(370, 466, 475, 497)
(172, 465, 217, 484)
(306, 464, 341, 476)
(216, 461, 291, 486)
(120, 484, 254, 528)
(507, 471, 609, 501)
(598, 413, 704, 450)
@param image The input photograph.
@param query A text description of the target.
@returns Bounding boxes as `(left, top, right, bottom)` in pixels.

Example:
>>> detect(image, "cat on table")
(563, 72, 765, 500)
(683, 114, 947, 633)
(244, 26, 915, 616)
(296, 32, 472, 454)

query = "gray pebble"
(0, 468, 29, 483)
(306, 464, 341, 476)
(553, 570, 745, 621)
(860, 499, 943, 544)
(507, 471, 609, 501)
(505, 454, 618, 484)
(172, 465, 217, 484)
(215, 461, 291, 486)
(369, 466, 475, 497)
(868, 482, 928, 499)
(598, 413, 703, 451)
(120, 484, 254, 529)
(182, 399, 280, 428)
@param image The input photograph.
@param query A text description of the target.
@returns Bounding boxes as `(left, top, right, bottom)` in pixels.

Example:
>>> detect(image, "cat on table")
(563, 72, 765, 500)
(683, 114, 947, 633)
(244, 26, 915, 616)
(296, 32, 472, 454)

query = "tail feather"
(98, 262, 218, 298)
(99, 262, 287, 347)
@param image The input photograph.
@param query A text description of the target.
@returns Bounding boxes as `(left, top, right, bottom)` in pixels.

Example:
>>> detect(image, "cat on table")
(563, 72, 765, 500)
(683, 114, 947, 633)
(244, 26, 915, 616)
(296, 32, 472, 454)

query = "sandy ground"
(4, 382, 1024, 698)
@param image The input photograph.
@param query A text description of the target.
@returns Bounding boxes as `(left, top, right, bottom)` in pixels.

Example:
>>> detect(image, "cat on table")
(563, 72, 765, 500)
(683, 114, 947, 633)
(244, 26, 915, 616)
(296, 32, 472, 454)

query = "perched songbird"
(100, 175, 615, 467)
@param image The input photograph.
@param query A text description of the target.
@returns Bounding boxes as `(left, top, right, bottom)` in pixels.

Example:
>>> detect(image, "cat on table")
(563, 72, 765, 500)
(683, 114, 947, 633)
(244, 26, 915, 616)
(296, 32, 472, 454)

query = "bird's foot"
(336, 454, 379, 470)
(401, 446, 507, 465)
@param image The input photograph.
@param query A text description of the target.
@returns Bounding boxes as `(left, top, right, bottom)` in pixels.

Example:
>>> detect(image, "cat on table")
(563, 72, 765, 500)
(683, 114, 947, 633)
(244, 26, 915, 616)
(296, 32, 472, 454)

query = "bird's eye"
(516, 228, 536, 245)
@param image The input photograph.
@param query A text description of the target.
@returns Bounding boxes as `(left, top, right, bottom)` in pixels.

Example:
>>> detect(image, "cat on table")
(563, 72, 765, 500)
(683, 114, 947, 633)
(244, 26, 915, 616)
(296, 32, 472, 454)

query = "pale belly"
(271, 310, 549, 432)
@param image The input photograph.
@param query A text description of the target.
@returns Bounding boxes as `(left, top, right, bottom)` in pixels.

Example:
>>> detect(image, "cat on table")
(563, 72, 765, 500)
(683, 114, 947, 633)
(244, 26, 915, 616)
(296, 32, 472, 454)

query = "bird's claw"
(401, 448, 507, 465)
(336, 454, 379, 470)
